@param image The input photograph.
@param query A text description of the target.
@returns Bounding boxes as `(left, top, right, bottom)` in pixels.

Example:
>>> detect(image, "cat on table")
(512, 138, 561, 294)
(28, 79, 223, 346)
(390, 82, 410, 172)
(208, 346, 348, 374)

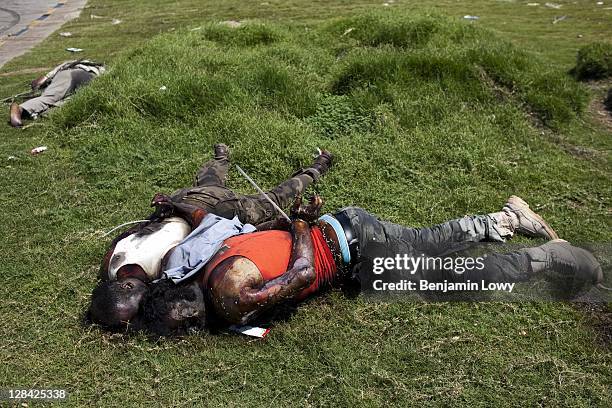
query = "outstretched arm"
(255, 217, 291, 231)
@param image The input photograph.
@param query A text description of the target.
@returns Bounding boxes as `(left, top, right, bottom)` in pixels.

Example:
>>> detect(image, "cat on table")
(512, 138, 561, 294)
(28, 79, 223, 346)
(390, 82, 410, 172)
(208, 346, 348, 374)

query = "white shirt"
(108, 217, 191, 281)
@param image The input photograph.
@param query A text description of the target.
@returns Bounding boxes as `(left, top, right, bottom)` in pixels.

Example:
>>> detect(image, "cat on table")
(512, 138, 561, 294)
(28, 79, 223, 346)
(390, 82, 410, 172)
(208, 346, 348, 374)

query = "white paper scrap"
(229, 325, 270, 338)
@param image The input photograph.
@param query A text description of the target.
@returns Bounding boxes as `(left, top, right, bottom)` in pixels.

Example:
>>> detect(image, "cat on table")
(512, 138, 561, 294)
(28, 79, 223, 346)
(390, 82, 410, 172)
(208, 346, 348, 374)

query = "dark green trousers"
(171, 156, 314, 225)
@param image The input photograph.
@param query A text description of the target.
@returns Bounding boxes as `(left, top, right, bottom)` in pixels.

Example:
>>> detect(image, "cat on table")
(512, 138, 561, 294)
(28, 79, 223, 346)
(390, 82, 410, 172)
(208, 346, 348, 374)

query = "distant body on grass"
(9, 59, 105, 127)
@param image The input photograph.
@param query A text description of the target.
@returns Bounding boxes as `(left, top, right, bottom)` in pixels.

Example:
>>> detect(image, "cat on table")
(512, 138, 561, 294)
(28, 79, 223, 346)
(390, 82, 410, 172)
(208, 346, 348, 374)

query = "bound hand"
(290, 195, 324, 223)
(150, 193, 174, 219)
(31, 76, 46, 90)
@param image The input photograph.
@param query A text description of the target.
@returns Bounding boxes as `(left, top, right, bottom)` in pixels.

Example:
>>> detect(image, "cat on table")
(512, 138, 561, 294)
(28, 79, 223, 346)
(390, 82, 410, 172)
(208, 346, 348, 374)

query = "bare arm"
(255, 195, 323, 231)
(31, 75, 48, 90)
(255, 217, 291, 231)
(241, 220, 314, 303)
(209, 219, 316, 324)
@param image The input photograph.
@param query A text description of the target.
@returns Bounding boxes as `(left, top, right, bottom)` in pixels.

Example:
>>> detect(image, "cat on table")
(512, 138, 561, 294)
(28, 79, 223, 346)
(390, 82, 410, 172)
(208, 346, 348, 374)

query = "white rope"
(235, 165, 291, 222)
(102, 219, 150, 237)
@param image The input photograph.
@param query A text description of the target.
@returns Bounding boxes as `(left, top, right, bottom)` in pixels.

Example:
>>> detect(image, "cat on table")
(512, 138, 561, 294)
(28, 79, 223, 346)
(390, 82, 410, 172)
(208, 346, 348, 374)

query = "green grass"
(575, 42, 612, 80)
(0, 1, 611, 406)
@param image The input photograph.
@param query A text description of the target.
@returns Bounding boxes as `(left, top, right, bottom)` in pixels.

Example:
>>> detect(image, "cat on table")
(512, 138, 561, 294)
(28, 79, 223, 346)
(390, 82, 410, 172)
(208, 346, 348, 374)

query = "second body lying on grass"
(88, 144, 333, 328)
(136, 194, 603, 335)
(9, 60, 105, 127)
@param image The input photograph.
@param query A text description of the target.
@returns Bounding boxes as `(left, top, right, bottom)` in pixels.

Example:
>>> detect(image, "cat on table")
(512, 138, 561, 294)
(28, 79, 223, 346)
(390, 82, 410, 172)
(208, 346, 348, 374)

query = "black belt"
(334, 211, 359, 262)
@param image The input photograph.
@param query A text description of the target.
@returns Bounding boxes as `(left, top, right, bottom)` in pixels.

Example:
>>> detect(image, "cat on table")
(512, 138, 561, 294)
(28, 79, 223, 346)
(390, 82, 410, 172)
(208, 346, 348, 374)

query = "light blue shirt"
(161, 213, 256, 283)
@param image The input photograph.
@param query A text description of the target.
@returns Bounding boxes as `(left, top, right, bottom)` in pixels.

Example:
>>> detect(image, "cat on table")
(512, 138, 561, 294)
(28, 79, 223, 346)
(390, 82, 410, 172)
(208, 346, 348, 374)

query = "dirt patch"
(586, 81, 612, 132)
(573, 302, 612, 348)
(0, 67, 49, 77)
(588, 92, 612, 131)
(476, 65, 516, 103)
(476, 66, 602, 160)
(544, 131, 602, 160)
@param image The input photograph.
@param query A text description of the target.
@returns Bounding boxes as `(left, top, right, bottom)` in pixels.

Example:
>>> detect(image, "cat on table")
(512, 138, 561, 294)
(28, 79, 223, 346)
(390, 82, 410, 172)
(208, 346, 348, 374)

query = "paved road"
(0, 0, 88, 69)
(0, 6, 22, 36)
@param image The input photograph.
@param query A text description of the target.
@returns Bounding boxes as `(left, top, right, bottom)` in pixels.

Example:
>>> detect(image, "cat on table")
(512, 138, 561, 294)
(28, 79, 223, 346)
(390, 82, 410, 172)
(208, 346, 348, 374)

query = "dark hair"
(88, 281, 146, 332)
(89, 281, 124, 328)
(141, 280, 206, 336)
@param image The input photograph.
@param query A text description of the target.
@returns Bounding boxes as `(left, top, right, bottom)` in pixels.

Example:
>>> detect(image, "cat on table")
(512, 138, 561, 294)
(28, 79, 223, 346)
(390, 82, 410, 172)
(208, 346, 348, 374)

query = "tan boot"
(503, 196, 559, 240)
(9, 103, 23, 128)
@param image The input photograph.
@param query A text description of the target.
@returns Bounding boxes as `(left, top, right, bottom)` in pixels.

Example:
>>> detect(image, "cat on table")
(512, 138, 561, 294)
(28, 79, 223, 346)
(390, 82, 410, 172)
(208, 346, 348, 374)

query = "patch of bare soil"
(573, 302, 612, 348)
(586, 81, 612, 132)
(0, 67, 49, 77)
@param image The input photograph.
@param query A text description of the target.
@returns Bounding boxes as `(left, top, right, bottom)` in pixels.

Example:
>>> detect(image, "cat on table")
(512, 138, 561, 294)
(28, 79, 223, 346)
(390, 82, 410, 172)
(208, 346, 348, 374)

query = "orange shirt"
(203, 227, 337, 297)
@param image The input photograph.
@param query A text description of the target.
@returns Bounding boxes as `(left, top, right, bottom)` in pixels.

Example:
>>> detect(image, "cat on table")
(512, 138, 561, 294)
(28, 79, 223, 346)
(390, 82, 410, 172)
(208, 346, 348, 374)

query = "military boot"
(214, 143, 230, 160)
(293, 149, 333, 181)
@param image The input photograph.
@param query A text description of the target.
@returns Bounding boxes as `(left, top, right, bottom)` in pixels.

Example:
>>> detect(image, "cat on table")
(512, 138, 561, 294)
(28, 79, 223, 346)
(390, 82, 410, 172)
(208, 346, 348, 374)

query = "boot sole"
(543, 240, 604, 285)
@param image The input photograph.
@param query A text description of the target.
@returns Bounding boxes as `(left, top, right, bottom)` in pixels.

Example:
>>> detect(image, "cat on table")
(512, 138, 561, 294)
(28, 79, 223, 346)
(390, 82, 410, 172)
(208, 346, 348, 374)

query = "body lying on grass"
(94, 190, 605, 336)
(87, 144, 333, 328)
(8, 60, 105, 127)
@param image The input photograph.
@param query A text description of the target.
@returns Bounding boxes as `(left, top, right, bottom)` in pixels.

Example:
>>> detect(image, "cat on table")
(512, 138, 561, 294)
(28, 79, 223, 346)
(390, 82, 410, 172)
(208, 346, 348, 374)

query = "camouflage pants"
(171, 156, 314, 225)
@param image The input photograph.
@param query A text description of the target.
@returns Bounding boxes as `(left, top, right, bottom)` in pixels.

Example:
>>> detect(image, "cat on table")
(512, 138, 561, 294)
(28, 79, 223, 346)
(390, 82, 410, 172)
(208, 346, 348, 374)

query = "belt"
(318, 214, 351, 264)
(331, 211, 360, 263)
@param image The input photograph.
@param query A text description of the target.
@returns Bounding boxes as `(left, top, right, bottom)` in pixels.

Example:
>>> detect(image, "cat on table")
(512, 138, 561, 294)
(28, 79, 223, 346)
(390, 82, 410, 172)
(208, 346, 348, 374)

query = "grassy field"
(1, 0, 611, 406)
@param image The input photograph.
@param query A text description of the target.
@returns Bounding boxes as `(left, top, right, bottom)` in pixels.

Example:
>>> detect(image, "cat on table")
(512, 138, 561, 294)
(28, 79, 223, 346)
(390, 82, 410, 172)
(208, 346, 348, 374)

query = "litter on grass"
(159, 85, 167, 91)
(229, 325, 270, 338)
(30, 146, 48, 155)
(552, 15, 567, 24)
(463, 15, 480, 20)
(219, 20, 242, 28)
(545, 2, 562, 8)
(66, 47, 83, 53)
(59, 32, 72, 37)
(111, 19, 122, 25)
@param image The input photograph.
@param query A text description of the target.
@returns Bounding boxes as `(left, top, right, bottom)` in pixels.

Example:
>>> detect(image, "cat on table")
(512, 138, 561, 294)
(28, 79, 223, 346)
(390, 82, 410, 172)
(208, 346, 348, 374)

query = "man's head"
(88, 278, 148, 329)
(141, 280, 206, 336)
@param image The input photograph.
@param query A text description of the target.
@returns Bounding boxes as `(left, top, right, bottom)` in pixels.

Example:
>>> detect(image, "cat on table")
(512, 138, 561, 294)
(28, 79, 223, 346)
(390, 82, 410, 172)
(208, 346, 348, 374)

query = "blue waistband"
(318, 214, 351, 265)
